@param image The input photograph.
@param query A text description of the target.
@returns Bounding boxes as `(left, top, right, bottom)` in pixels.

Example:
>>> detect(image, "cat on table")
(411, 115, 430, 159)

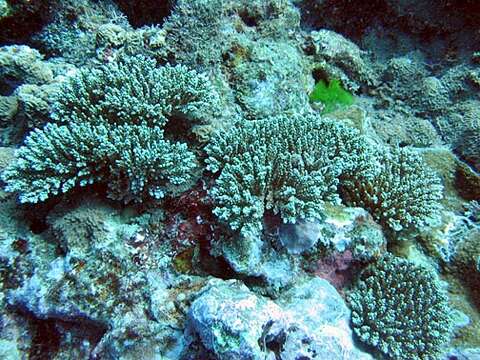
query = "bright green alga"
(309, 79, 354, 114)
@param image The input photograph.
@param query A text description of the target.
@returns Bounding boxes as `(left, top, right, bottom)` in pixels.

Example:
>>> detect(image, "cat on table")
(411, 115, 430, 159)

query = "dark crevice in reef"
(298, 0, 480, 37)
(463, 274, 480, 310)
(199, 249, 238, 280)
(113, 0, 175, 28)
(29, 317, 61, 360)
(297, 0, 389, 39)
(0, 1, 55, 46)
(14, 307, 108, 360)
(19, 183, 114, 236)
(238, 10, 259, 28)
(311, 68, 330, 83)
(195, 224, 238, 280)
(455, 164, 480, 201)
(21, 200, 60, 235)
(444, 0, 480, 27)
(163, 115, 196, 145)
(0, 75, 23, 96)
(297, 0, 480, 65)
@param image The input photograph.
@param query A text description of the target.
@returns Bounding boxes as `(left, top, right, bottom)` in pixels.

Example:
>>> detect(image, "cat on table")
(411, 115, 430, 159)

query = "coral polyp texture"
(51, 56, 219, 127)
(206, 113, 443, 237)
(342, 147, 444, 232)
(205, 113, 375, 237)
(2, 55, 219, 203)
(348, 255, 453, 360)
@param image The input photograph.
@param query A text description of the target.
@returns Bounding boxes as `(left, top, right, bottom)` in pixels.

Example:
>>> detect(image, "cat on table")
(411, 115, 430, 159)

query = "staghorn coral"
(2, 55, 219, 203)
(348, 254, 453, 360)
(2, 122, 196, 203)
(205, 113, 374, 238)
(207, 113, 443, 237)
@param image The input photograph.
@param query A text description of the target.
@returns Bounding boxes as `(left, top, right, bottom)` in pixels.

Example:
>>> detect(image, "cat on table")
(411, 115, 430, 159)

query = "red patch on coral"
(313, 250, 358, 294)
(163, 182, 219, 252)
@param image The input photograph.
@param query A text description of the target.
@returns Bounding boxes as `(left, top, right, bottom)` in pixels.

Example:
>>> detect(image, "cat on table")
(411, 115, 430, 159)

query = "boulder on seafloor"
(185, 277, 373, 360)
(212, 230, 301, 296)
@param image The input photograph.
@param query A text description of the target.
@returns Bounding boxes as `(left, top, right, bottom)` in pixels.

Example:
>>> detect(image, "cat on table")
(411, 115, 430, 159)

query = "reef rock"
(186, 277, 373, 360)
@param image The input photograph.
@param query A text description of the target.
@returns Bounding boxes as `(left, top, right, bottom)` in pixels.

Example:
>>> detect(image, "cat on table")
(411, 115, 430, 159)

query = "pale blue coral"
(51, 56, 219, 127)
(207, 115, 443, 236)
(2, 55, 217, 203)
(205, 113, 374, 237)
(342, 147, 443, 232)
(2, 122, 196, 203)
(348, 255, 453, 360)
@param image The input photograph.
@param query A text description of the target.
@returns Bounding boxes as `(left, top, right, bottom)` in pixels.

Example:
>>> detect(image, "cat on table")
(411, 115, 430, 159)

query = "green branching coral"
(348, 255, 453, 360)
(2, 55, 219, 203)
(205, 113, 374, 238)
(341, 147, 443, 232)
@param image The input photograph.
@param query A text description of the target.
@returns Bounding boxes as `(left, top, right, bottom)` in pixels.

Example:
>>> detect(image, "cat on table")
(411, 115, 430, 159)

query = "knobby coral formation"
(2, 55, 219, 203)
(348, 255, 454, 360)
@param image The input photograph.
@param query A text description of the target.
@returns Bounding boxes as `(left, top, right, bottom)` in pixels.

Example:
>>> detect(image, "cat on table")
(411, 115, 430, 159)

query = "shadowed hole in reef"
(297, 0, 480, 62)
(312, 68, 329, 83)
(238, 10, 258, 27)
(23, 202, 57, 235)
(258, 320, 286, 355)
(113, 0, 175, 28)
(162, 115, 195, 144)
(29, 318, 61, 360)
(28, 217, 49, 235)
(0, 75, 24, 96)
(27, 313, 108, 359)
(0, 1, 54, 46)
(296, 0, 388, 39)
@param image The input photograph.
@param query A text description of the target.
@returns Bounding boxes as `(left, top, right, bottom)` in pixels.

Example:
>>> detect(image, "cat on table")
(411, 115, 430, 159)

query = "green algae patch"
(309, 79, 354, 114)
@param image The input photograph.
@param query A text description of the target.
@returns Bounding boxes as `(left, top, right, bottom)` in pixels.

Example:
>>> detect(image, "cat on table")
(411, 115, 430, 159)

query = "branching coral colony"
(0, 48, 453, 360)
(206, 113, 444, 238)
(2, 55, 220, 203)
(2, 53, 443, 235)
(348, 255, 453, 360)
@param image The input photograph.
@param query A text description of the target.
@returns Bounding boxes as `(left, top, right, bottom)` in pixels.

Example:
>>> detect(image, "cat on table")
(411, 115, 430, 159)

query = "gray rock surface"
(280, 205, 385, 260)
(308, 29, 379, 92)
(186, 277, 373, 360)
